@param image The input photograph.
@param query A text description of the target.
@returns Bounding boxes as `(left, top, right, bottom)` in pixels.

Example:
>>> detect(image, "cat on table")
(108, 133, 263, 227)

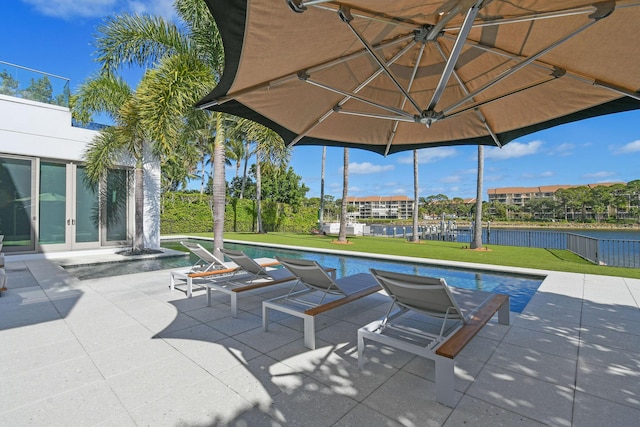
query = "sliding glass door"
(1, 156, 131, 253)
(0, 156, 35, 252)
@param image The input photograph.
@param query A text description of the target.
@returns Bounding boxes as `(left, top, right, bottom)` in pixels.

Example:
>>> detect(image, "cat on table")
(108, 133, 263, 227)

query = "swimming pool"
(64, 239, 543, 312)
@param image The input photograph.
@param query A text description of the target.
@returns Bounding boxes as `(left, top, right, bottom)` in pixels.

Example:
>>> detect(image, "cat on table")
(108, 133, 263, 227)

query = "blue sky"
(4, 0, 639, 200)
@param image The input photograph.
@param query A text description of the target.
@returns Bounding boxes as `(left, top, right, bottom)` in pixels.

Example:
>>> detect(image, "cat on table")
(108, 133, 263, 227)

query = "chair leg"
(187, 276, 193, 298)
(263, 304, 269, 332)
(206, 287, 212, 306)
(498, 298, 510, 325)
(231, 293, 238, 318)
(435, 355, 456, 407)
(357, 331, 366, 369)
(170, 273, 176, 292)
(303, 315, 316, 350)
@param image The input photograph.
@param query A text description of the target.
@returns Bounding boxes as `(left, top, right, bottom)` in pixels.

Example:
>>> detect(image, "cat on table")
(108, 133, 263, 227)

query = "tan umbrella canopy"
(197, 0, 640, 155)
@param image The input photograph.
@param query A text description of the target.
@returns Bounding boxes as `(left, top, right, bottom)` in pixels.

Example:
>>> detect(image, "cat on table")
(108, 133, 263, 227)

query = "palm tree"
(226, 136, 247, 179)
(411, 149, 420, 242)
(72, 74, 151, 253)
(338, 148, 349, 243)
(87, 0, 226, 256)
(237, 119, 289, 233)
(319, 146, 326, 231)
(470, 145, 484, 249)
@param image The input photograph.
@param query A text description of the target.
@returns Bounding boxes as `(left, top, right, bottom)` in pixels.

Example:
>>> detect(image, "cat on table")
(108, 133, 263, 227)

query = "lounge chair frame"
(358, 269, 510, 407)
(263, 257, 379, 349)
(169, 242, 236, 297)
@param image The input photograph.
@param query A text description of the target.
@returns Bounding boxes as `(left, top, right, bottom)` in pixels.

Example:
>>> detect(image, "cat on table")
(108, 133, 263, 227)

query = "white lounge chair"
(203, 248, 296, 317)
(358, 269, 510, 407)
(170, 242, 237, 297)
(262, 256, 380, 349)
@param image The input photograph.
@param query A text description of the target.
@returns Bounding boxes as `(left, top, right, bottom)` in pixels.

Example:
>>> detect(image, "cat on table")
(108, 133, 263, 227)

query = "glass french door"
(0, 156, 36, 252)
(38, 162, 101, 251)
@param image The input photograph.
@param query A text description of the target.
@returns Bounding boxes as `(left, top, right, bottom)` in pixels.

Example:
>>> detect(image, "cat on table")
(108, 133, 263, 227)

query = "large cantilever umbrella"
(196, 0, 640, 155)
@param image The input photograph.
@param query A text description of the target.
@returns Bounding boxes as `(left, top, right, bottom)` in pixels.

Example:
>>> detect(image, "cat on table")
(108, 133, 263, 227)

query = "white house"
(0, 62, 160, 254)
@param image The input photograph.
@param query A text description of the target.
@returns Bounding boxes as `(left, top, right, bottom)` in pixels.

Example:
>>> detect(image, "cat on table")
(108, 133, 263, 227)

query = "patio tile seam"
(0, 376, 107, 418)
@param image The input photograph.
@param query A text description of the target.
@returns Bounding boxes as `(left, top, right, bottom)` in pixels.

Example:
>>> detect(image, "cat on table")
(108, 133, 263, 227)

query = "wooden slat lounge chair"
(358, 269, 510, 407)
(203, 248, 297, 317)
(262, 256, 380, 350)
(170, 242, 238, 297)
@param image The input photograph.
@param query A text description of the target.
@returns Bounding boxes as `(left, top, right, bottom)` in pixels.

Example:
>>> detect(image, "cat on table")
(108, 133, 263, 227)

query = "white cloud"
(345, 162, 395, 175)
(614, 140, 640, 154)
(440, 175, 461, 183)
(522, 171, 554, 179)
(485, 140, 543, 160)
(582, 171, 615, 179)
(397, 147, 458, 164)
(23, 0, 176, 20)
(548, 143, 574, 156)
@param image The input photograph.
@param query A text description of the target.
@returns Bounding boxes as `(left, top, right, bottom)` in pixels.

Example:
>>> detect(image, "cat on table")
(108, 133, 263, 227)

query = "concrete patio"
(1, 251, 639, 426)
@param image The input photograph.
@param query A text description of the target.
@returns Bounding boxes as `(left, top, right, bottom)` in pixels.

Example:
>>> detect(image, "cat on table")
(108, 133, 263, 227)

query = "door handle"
(67, 219, 71, 225)
(72, 219, 76, 225)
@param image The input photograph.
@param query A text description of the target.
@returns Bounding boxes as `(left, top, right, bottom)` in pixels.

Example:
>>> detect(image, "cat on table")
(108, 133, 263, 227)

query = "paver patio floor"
(1, 250, 639, 426)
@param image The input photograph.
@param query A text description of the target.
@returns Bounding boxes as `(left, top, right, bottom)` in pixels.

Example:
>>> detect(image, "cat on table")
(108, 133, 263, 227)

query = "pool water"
(65, 239, 544, 312)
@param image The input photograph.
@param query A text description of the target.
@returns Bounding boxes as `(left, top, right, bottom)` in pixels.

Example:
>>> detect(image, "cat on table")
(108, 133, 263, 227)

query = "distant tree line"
(487, 181, 640, 223)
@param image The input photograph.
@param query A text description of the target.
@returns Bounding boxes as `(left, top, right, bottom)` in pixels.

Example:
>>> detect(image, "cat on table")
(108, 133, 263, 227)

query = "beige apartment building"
(346, 196, 414, 220)
(487, 183, 621, 206)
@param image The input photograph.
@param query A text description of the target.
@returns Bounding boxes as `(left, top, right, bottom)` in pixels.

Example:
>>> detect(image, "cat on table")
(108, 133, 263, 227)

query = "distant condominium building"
(487, 183, 622, 206)
(346, 196, 414, 220)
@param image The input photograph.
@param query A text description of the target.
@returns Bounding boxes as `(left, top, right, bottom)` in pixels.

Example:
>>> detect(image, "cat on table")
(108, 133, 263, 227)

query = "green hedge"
(161, 192, 318, 234)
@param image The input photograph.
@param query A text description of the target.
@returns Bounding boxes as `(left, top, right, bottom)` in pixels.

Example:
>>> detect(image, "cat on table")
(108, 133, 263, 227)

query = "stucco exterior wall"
(0, 94, 161, 250)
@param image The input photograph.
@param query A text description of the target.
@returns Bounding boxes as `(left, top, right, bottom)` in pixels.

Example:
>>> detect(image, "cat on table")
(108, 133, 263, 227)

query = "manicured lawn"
(184, 232, 640, 279)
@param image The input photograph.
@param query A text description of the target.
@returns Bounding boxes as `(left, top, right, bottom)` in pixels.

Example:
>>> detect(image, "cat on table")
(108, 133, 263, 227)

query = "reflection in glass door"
(74, 166, 99, 247)
(0, 156, 34, 252)
(38, 162, 67, 245)
(38, 162, 101, 251)
(104, 168, 129, 243)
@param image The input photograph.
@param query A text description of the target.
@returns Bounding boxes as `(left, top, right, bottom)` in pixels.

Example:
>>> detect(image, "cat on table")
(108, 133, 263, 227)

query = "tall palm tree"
(72, 74, 150, 253)
(86, 0, 227, 257)
(319, 146, 326, 231)
(338, 148, 349, 243)
(470, 145, 484, 249)
(411, 149, 420, 242)
(238, 119, 289, 233)
(226, 136, 247, 179)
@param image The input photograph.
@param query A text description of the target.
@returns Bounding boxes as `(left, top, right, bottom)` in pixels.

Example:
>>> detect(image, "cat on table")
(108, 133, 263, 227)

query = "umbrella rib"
(446, 75, 561, 120)
(594, 80, 640, 101)
(341, 7, 423, 115)
(447, 4, 599, 31)
(385, 41, 427, 156)
(435, 42, 503, 148)
(290, 40, 417, 147)
(427, 1, 481, 112)
(441, 6, 612, 116)
(301, 76, 415, 119)
(198, 35, 413, 110)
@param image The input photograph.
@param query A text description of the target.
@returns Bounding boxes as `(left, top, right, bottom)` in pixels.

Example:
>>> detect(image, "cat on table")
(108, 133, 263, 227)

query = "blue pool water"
(64, 239, 544, 312)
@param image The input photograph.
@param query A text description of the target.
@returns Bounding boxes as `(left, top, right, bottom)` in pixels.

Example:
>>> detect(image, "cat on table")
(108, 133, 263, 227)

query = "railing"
(0, 60, 70, 107)
(367, 224, 639, 268)
(567, 233, 640, 268)
(567, 233, 599, 264)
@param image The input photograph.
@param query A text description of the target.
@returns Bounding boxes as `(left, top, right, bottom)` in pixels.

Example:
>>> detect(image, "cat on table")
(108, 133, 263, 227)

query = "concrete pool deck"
(1, 248, 639, 426)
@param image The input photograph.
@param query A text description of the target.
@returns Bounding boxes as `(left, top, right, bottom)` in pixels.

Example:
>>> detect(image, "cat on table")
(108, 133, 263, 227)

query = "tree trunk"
(412, 149, 420, 242)
(470, 145, 484, 249)
(212, 115, 226, 260)
(255, 147, 263, 233)
(240, 141, 250, 199)
(319, 146, 326, 231)
(133, 163, 145, 252)
(338, 148, 349, 242)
